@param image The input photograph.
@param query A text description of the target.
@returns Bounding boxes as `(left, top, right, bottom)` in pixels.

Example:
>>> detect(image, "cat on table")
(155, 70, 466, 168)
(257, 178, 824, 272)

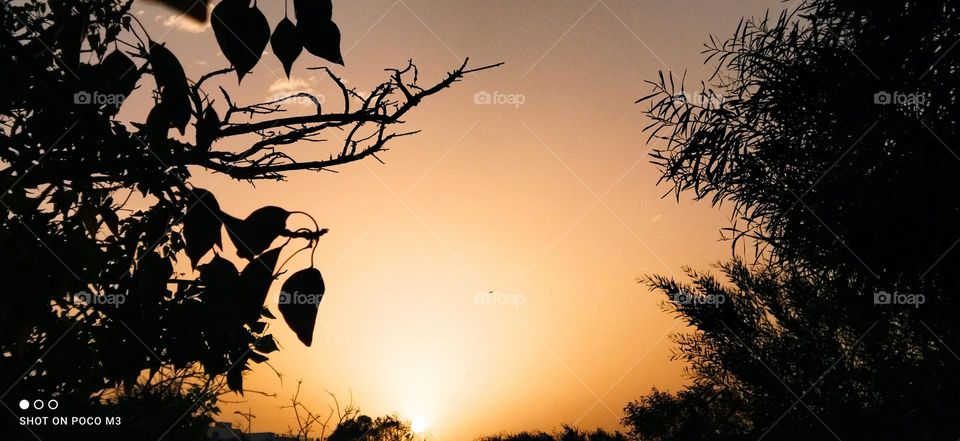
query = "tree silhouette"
(0, 0, 497, 439)
(627, 0, 960, 440)
(478, 426, 630, 441)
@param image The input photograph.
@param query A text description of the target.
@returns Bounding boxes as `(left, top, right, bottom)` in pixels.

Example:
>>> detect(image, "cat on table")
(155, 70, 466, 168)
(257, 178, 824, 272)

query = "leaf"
(271, 17, 302, 78)
(224, 206, 290, 259)
(97, 50, 138, 113)
(183, 189, 223, 267)
(278, 267, 325, 346)
(77, 204, 99, 238)
(144, 103, 170, 148)
(226, 364, 244, 393)
(55, 11, 88, 69)
(254, 335, 279, 354)
(238, 247, 283, 324)
(101, 207, 120, 237)
(147, 0, 210, 22)
(195, 106, 220, 151)
(212, 0, 271, 82)
(149, 43, 191, 134)
(293, 0, 332, 22)
(297, 17, 343, 65)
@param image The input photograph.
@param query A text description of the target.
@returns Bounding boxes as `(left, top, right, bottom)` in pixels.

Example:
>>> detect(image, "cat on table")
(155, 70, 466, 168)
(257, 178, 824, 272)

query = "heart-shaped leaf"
(212, 0, 271, 82)
(224, 206, 290, 259)
(149, 43, 191, 134)
(271, 17, 302, 78)
(183, 188, 223, 267)
(278, 267, 324, 346)
(293, 0, 332, 22)
(238, 247, 283, 324)
(297, 16, 343, 65)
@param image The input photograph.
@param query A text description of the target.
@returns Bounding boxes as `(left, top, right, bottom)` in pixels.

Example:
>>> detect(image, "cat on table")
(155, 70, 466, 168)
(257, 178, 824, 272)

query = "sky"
(132, 0, 783, 438)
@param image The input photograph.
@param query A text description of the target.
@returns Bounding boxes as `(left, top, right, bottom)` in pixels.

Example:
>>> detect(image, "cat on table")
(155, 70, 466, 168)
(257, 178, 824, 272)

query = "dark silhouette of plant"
(478, 425, 630, 441)
(0, 0, 497, 439)
(627, 0, 960, 440)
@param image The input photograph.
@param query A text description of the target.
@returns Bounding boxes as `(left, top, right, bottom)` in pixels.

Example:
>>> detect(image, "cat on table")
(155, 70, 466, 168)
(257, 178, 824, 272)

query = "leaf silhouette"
(270, 17, 302, 78)
(212, 0, 271, 82)
(297, 16, 343, 65)
(149, 43, 191, 134)
(293, 0, 332, 22)
(195, 106, 220, 151)
(238, 247, 283, 324)
(81, 50, 138, 115)
(254, 335, 279, 354)
(183, 189, 223, 267)
(224, 206, 290, 259)
(278, 267, 324, 346)
(148, 0, 209, 22)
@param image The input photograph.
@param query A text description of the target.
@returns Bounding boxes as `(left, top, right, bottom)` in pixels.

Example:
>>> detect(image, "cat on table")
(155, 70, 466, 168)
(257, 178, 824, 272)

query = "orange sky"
(130, 1, 781, 438)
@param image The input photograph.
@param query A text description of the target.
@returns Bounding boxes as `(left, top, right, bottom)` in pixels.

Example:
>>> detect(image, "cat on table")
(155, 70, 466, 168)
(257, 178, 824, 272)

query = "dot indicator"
(18, 399, 29, 410)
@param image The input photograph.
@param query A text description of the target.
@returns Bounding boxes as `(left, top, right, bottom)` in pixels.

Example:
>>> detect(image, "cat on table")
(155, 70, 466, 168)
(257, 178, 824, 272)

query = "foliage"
(628, 0, 960, 440)
(478, 426, 630, 441)
(0, 0, 495, 438)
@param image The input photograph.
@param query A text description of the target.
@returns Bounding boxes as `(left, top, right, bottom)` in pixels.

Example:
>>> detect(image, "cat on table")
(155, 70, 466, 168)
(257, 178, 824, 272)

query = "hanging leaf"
(297, 17, 343, 65)
(224, 206, 290, 259)
(293, 0, 332, 22)
(183, 188, 223, 267)
(270, 17, 302, 78)
(199, 254, 245, 336)
(143, 103, 170, 148)
(238, 247, 283, 324)
(149, 43, 191, 134)
(147, 0, 210, 23)
(226, 363, 244, 393)
(211, 0, 271, 82)
(99, 50, 138, 112)
(278, 267, 324, 346)
(55, 11, 88, 70)
(195, 106, 220, 151)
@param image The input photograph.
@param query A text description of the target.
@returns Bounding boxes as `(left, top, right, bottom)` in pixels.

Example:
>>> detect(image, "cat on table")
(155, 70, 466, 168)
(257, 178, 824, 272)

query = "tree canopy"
(627, 0, 960, 440)
(0, 0, 496, 438)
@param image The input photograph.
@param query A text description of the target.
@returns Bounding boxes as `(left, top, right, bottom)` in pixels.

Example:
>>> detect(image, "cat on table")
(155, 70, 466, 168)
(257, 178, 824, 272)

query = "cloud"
(157, 14, 210, 33)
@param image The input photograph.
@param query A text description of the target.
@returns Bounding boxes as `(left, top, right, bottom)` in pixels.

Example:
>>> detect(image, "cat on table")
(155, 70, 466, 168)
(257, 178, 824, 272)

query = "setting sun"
(411, 416, 428, 434)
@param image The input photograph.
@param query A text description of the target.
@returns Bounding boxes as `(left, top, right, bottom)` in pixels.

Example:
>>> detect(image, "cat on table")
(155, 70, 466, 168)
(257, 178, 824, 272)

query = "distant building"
(206, 422, 315, 441)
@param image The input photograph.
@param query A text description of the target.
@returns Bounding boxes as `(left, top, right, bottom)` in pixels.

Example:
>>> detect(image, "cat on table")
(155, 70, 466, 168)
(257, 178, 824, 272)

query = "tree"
(0, 0, 497, 439)
(627, 0, 960, 440)
(478, 426, 630, 441)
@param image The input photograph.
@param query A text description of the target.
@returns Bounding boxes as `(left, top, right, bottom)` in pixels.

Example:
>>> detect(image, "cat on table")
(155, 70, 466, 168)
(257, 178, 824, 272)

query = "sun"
(410, 416, 428, 434)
